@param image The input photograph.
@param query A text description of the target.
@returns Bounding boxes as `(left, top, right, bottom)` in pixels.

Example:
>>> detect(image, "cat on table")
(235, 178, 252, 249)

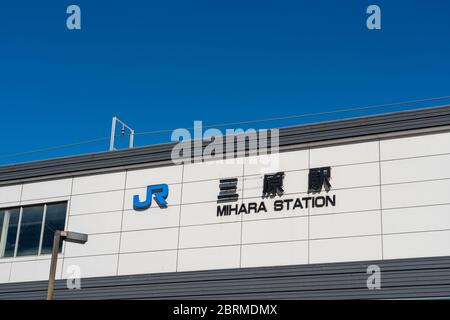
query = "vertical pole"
(109, 116, 117, 151)
(129, 129, 135, 148)
(47, 231, 61, 300)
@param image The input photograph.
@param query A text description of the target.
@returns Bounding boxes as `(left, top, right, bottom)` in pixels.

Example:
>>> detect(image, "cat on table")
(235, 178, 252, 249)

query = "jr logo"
(133, 184, 169, 210)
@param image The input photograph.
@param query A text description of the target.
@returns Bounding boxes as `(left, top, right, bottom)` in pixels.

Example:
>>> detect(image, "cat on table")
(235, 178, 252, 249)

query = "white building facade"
(1, 106, 450, 299)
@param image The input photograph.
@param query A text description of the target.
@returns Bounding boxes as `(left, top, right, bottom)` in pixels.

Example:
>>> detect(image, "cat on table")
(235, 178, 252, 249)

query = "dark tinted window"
(16, 205, 44, 257)
(0, 208, 21, 258)
(41, 203, 67, 254)
(1, 202, 68, 259)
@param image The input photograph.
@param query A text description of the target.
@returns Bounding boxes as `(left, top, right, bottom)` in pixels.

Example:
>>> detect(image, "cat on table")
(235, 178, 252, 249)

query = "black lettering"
(303, 197, 312, 209)
(274, 200, 283, 211)
(326, 194, 336, 206)
(315, 196, 325, 208)
(293, 198, 304, 210)
(258, 202, 268, 213)
(248, 202, 257, 214)
(217, 205, 228, 216)
(238, 203, 248, 215)
(284, 199, 293, 210)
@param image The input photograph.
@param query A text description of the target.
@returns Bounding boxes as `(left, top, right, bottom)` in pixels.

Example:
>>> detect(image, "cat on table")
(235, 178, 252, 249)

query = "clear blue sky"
(0, 0, 449, 165)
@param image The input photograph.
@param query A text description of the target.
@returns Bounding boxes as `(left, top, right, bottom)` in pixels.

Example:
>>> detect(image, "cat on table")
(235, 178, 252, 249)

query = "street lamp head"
(61, 231, 88, 244)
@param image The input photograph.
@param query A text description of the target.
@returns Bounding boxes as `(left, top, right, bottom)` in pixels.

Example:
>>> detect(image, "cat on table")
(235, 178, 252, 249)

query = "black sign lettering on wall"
(308, 167, 331, 194)
(217, 178, 239, 203)
(262, 172, 285, 198)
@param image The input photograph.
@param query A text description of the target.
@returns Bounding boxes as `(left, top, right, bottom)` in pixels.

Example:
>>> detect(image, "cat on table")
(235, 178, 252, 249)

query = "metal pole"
(47, 230, 62, 300)
(130, 129, 135, 148)
(109, 116, 117, 151)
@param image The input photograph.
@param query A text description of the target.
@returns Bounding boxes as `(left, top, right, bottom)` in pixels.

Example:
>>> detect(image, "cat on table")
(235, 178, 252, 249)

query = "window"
(0, 202, 67, 258)
(41, 203, 67, 255)
(0, 208, 20, 258)
(17, 205, 44, 256)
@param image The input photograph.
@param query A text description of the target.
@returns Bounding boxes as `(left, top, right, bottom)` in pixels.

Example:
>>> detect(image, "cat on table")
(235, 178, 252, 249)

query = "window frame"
(0, 201, 68, 259)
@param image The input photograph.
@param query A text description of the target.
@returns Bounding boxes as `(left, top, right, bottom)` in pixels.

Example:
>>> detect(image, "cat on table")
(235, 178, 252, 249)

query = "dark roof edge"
(1, 105, 450, 184)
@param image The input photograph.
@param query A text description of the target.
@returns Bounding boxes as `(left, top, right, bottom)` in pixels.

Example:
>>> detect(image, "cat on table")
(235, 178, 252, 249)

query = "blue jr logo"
(133, 184, 169, 210)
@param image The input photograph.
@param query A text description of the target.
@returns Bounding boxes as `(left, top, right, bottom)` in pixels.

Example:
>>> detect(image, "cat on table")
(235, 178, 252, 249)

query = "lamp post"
(47, 230, 88, 300)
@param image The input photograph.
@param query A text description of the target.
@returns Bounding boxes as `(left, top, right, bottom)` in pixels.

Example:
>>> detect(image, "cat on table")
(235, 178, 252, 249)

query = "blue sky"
(0, 0, 449, 164)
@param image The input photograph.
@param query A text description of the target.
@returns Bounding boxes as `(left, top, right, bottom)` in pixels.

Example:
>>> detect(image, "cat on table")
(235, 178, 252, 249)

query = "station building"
(1, 106, 450, 299)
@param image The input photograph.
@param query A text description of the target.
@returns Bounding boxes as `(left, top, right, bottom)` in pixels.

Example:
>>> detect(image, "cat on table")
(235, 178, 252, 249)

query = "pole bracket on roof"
(109, 116, 135, 151)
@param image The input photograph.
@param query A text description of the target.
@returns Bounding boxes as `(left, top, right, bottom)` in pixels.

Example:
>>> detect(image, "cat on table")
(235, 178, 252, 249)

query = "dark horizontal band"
(1, 255, 449, 299)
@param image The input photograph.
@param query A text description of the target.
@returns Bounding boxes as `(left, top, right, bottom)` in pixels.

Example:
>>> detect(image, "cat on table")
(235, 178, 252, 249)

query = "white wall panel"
(119, 228, 179, 253)
(310, 186, 380, 215)
(179, 223, 241, 249)
(330, 162, 380, 189)
(0, 184, 22, 205)
(382, 179, 450, 209)
(122, 206, 180, 231)
(126, 165, 183, 189)
(384, 230, 450, 260)
(10, 258, 62, 282)
(182, 179, 242, 205)
(244, 149, 309, 176)
(242, 217, 308, 244)
(381, 154, 450, 185)
(123, 184, 182, 210)
(180, 201, 241, 226)
(177, 245, 240, 272)
(309, 235, 382, 264)
(21, 179, 72, 201)
(241, 241, 308, 268)
(20, 196, 70, 207)
(241, 175, 264, 199)
(64, 233, 120, 257)
(72, 171, 126, 195)
(62, 255, 118, 279)
(383, 205, 450, 234)
(118, 250, 177, 275)
(310, 140, 379, 167)
(310, 210, 381, 239)
(70, 190, 124, 215)
(183, 160, 243, 182)
(0, 263, 11, 283)
(66, 211, 122, 234)
(243, 170, 308, 199)
(380, 131, 450, 161)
